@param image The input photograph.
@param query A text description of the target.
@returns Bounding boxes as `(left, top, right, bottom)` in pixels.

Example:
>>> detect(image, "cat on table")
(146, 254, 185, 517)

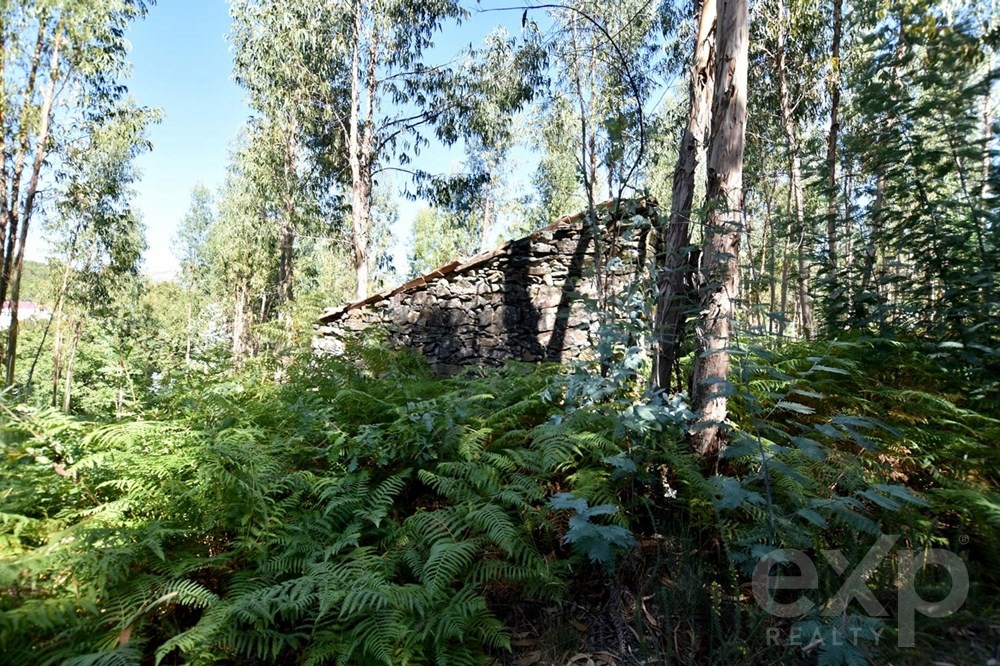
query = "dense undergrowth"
(0, 336, 997, 665)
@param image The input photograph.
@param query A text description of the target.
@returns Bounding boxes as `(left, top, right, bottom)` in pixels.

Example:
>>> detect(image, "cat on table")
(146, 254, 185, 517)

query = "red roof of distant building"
(2, 301, 45, 310)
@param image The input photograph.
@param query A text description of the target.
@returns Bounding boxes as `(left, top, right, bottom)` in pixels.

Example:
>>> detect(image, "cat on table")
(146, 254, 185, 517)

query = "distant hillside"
(17, 260, 53, 303)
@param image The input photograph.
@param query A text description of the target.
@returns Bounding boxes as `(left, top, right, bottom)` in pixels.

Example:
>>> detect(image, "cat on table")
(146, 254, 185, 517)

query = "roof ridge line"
(317, 197, 654, 324)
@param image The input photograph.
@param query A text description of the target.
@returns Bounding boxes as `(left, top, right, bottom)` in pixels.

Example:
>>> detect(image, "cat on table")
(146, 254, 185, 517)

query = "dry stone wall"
(313, 199, 658, 375)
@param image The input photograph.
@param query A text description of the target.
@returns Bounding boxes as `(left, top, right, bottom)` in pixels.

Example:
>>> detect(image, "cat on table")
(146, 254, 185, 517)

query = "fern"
(5, 335, 993, 664)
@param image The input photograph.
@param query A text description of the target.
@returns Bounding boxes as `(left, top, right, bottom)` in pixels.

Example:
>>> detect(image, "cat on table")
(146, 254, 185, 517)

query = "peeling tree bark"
(348, 0, 376, 301)
(690, 0, 749, 463)
(652, 0, 716, 392)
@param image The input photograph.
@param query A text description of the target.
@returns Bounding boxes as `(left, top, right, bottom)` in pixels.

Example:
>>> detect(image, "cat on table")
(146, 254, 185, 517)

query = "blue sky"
(111, 0, 534, 280)
(126, 0, 248, 280)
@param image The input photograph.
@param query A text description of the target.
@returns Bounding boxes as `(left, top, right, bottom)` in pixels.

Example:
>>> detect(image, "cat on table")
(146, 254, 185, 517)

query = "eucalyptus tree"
(0, 0, 150, 386)
(840, 0, 997, 340)
(540, 0, 660, 210)
(408, 206, 477, 278)
(822, 0, 844, 334)
(206, 130, 283, 361)
(651, 0, 716, 392)
(38, 99, 156, 410)
(173, 185, 214, 368)
(740, 0, 829, 339)
(771, 0, 825, 339)
(465, 27, 546, 244)
(230, 0, 345, 308)
(354, 1, 539, 299)
(229, 0, 544, 300)
(527, 95, 586, 227)
(690, 0, 750, 462)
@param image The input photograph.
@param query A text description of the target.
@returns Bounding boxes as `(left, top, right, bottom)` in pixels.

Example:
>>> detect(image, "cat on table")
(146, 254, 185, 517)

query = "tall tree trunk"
(743, 206, 760, 329)
(232, 284, 248, 360)
(278, 112, 298, 305)
(3, 220, 31, 385)
(978, 0, 995, 303)
(349, 174, 371, 301)
(0, 16, 46, 313)
(857, 173, 884, 320)
(652, 0, 716, 392)
(481, 186, 494, 251)
(29, 241, 77, 397)
(793, 202, 813, 337)
(766, 192, 777, 334)
(843, 174, 854, 278)
(478, 151, 496, 251)
(5, 17, 63, 386)
(569, 16, 598, 217)
(573, 16, 599, 213)
(824, 0, 843, 333)
(348, 0, 374, 301)
(778, 230, 791, 335)
(184, 296, 193, 369)
(982, 34, 993, 210)
(775, 0, 813, 340)
(61, 319, 81, 414)
(51, 320, 62, 407)
(0, 16, 47, 377)
(569, 15, 608, 335)
(690, 0, 749, 462)
(0, 24, 8, 260)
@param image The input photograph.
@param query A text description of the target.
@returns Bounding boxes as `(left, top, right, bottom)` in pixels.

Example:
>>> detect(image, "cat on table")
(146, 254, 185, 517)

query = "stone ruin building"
(313, 198, 659, 375)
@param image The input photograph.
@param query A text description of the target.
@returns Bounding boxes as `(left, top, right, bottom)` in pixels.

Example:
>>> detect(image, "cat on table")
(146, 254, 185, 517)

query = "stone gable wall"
(313, 199, 658, 375)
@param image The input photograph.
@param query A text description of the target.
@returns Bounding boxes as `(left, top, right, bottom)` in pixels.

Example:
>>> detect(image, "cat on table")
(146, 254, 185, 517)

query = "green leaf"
(790, 388, 826, 399)
(812, 365, 851, 375)
(790, 436, 827, 460)
(857, 489, 902, 511)
(796, 508, 827, 527)
(775, 400, 815, 415)
(872, 484, 929, 507)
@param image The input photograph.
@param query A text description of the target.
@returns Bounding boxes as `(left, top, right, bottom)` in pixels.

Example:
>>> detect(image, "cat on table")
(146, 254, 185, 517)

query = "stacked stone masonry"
(314, 199, 658, 375)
